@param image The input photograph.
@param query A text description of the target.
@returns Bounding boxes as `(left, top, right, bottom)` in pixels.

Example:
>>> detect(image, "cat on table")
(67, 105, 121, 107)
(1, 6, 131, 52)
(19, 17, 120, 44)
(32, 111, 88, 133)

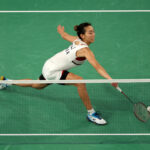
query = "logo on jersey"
(65, 45, 75, 55)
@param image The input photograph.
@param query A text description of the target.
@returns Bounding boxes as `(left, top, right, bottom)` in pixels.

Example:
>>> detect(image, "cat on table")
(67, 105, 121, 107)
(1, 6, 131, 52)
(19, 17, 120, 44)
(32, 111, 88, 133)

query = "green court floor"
(0, 0, 150, 149)
(0, 144, 150, 150)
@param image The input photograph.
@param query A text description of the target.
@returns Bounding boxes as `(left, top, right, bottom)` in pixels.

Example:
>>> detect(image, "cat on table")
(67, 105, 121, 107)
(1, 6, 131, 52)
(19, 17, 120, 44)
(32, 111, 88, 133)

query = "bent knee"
(77, 76, 83, 80)
(74, 76, 86, 87)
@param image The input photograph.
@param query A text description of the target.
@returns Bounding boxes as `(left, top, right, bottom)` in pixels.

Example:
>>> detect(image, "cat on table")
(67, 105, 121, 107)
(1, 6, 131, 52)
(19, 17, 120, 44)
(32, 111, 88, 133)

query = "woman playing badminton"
(0, 22, 118, 125)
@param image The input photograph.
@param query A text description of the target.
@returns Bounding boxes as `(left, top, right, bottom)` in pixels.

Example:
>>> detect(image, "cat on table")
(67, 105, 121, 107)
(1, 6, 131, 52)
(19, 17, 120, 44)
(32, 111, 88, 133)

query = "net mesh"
(0, 79, 150, 144)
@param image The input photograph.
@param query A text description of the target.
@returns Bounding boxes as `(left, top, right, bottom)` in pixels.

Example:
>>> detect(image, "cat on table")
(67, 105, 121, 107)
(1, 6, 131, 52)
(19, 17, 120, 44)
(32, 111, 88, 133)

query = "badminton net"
(0, 79, 150, 144)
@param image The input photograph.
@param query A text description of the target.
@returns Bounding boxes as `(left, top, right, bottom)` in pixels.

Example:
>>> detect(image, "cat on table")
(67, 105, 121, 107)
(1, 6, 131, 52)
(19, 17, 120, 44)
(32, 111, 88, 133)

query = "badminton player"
(0, 22, 118, 125)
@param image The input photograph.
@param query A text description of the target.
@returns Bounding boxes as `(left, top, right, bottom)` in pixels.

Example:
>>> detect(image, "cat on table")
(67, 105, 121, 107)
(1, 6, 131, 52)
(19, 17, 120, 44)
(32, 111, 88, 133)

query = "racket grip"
(116, 86, 122, 92)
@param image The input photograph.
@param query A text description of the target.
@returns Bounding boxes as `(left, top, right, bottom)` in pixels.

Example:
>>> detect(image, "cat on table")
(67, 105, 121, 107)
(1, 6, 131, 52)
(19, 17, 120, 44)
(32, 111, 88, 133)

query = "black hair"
(74, 22, 92, 39)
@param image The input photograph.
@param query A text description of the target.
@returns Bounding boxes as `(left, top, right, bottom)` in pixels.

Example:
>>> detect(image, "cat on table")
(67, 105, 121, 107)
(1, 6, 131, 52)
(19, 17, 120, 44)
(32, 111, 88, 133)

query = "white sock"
(88, 108, 96, 115)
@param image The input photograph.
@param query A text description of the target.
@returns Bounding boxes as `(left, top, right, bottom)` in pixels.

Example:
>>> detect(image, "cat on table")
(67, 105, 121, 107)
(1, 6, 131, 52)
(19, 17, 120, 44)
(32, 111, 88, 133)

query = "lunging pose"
(0, 22, 118, 125)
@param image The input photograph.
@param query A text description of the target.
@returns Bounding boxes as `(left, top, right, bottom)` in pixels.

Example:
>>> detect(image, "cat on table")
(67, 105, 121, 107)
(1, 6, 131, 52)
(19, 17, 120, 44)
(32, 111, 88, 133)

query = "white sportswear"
(42, 38, 88, 80)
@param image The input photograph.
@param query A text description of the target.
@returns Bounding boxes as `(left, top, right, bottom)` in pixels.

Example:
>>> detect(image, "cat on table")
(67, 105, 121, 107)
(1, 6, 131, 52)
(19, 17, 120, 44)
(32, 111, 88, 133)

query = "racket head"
(134, 102, 150, 122)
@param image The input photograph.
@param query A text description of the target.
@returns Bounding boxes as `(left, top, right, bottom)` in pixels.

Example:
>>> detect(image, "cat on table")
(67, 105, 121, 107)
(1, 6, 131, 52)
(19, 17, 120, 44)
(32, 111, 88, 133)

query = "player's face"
(81, 26, 95, 44)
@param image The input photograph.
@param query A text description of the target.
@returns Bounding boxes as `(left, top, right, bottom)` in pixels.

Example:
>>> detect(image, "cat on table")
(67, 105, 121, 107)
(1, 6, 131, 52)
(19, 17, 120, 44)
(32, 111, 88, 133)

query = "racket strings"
(134, 103, 150, 122)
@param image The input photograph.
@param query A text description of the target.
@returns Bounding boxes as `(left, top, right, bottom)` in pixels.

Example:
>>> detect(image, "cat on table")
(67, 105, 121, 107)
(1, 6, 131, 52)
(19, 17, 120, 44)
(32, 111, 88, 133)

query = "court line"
(0, 10, 150, 13)
(0, 133, 150, 136)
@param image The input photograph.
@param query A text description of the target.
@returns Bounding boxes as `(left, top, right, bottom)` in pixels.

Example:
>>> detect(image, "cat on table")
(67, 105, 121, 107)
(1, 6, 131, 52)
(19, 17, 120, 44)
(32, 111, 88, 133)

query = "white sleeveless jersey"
(44, 39, 88, 71)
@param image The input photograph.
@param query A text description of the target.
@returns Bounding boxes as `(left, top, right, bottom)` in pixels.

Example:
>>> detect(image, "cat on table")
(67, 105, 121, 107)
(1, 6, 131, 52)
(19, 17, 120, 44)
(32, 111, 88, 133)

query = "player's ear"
(80, 34, 84, 40)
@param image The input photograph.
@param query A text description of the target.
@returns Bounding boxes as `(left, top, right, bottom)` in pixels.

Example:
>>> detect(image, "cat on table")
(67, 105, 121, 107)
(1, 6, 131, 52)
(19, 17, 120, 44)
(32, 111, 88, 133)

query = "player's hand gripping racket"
(116, 86, 150, 122)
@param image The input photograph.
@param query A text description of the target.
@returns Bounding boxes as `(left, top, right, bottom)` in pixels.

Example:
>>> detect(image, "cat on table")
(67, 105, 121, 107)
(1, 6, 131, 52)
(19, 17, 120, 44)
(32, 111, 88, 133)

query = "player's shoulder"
(73, 38, 88, 47)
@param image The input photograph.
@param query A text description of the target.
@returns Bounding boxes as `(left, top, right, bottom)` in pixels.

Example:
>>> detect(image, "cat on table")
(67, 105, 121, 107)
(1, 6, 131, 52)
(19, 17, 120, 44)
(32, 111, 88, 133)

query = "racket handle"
(116, 86, 122, 92)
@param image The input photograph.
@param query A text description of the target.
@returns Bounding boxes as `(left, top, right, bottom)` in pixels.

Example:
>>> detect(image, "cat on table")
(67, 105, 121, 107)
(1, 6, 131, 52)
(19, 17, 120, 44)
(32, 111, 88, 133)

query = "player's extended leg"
(14, 79, 48, 89)
(65, 72, 107, 125)
(0, 76, 48, 90)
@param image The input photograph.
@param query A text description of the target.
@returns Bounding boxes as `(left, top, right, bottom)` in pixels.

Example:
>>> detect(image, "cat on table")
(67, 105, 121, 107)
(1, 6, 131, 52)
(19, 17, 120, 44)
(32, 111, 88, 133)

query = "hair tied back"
(74, 25, 78, 31)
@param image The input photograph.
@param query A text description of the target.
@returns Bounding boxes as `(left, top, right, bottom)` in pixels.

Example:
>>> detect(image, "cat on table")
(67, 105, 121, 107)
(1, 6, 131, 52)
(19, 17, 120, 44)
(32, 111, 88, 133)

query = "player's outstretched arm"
(76, 48, 118, 87)
(57, 25, 78, 43)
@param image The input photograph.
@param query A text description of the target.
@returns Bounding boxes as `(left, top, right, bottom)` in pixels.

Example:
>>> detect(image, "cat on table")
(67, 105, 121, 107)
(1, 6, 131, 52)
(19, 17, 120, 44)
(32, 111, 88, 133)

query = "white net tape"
(1, 79, 150, 84)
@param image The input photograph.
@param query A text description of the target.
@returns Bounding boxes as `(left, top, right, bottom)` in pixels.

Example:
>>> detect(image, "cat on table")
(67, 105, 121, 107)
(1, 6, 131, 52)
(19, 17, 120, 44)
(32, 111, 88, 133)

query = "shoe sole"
(87, 117, 107, 126)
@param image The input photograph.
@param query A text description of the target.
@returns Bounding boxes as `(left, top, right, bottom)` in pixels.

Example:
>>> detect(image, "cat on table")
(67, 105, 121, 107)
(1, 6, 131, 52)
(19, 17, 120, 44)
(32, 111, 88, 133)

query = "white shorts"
(42, 60, 69, 80)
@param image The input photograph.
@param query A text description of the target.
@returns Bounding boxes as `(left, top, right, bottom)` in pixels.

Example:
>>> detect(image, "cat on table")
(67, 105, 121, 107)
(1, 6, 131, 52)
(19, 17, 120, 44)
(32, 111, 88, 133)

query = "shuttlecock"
(147, 106, 150, 112)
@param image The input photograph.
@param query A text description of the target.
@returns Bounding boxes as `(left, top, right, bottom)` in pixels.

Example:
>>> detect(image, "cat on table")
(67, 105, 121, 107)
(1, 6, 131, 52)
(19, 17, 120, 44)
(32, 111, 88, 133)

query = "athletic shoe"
(0, 76, 7, 90)
(87, 112, 107, 125)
